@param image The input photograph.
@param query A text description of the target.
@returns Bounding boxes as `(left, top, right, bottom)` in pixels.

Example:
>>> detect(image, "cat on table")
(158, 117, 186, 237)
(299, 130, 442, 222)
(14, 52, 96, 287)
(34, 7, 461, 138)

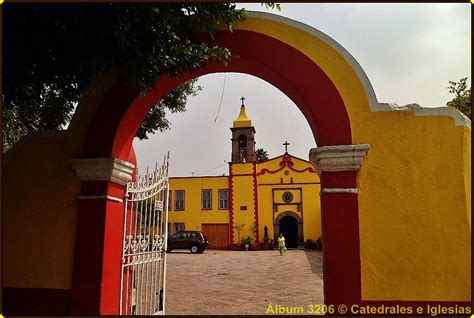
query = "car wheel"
(190, 245, 199, 254)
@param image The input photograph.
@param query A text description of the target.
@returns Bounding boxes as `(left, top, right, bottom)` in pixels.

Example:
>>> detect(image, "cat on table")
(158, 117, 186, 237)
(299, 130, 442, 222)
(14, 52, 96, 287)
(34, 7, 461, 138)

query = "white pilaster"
(309, 144, 370, 175)
(70, 157, 135, 186)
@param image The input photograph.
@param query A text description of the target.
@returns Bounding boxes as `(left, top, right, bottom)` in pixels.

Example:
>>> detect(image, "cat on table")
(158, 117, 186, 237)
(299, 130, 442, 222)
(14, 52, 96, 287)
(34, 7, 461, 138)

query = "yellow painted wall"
(235, 15, 471, 301)
(230, 163, 257, 243)
(3, 133, 80, 289)
(357, 114, 471, 301)
(2, 73, 124, 291)
(168, 176, 230, 232)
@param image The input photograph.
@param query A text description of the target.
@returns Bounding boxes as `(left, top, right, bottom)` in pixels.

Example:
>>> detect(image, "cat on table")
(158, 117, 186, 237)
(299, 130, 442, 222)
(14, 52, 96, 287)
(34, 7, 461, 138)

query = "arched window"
(238, 135, 247, 148)
(238, 135, 248, 162)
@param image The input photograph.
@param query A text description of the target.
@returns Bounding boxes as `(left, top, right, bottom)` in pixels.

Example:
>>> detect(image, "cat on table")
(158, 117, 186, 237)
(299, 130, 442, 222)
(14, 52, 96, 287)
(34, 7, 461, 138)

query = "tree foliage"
(256, 148, 269, 162)
(3, 3, 247, 152)
(263, 3, 282, 11)
(136, 79, 202, 140)
(446, 77, 471, 120)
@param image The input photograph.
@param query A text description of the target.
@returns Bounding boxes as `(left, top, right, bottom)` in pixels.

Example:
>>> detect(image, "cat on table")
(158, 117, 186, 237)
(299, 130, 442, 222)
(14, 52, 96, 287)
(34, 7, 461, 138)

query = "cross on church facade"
(283, 141, 290, 153)
(240, 97, 245, 106)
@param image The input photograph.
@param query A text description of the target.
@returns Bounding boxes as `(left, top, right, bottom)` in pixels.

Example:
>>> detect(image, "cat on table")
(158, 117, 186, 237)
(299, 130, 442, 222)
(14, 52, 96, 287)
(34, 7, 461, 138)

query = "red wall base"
(70, 181, 125, 315)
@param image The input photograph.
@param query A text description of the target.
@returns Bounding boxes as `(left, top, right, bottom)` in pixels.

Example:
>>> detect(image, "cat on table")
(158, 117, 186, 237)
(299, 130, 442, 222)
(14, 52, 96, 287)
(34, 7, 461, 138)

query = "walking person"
(277, 233, 286, 256)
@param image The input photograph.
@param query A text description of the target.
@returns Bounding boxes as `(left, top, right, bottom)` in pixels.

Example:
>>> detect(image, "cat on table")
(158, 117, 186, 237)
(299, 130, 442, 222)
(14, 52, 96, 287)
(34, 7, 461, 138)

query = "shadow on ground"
(304, 250, 324, 279)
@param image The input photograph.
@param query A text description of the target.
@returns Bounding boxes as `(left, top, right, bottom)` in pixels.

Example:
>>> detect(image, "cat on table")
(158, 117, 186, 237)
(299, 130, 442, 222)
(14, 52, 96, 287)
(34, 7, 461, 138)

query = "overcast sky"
(133, 3, 471, 177)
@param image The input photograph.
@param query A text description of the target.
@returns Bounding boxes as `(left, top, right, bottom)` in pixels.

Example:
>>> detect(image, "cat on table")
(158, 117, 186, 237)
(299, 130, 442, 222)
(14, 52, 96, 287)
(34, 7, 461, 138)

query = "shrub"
(241, 236, 253, 245)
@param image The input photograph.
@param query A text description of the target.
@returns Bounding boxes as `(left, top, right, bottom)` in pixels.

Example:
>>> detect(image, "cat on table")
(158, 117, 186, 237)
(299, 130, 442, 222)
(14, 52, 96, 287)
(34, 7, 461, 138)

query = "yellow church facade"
(168, 101, 321, 249)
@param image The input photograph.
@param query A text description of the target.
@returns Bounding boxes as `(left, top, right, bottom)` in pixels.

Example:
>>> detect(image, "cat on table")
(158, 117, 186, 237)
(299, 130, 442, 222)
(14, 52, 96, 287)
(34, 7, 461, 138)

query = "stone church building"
(168, 100, 321, 248)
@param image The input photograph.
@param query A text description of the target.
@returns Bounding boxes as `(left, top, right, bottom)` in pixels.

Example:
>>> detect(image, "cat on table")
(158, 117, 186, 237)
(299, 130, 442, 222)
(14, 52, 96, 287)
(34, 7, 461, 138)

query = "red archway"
(71, 29, 361, 314)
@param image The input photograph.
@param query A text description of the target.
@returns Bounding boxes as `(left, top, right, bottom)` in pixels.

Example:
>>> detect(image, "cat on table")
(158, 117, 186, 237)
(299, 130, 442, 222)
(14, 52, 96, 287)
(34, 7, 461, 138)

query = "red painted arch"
(82, 30, 352, 160)
(72, 29, 360, 314)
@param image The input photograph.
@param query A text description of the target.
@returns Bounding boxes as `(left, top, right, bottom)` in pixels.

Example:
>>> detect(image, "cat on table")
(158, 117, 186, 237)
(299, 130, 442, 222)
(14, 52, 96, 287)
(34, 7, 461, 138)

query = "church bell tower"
(231, 97, 256, 163)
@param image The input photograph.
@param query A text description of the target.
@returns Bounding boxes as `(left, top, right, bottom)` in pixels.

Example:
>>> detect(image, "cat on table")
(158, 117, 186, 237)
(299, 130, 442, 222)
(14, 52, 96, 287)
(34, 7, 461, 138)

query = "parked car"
(167, 231, 209, 254)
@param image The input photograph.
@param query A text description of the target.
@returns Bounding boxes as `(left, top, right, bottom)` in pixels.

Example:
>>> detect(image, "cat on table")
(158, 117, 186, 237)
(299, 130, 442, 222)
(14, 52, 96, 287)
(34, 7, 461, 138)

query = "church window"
(167, 191, 172, 211)
(282, 191, 294, 203)
(174, 190, 185, 210)
(238, 135, 248, 162)
(218, 189, 229, 209)
(202, 189, 212, 210)
(173, 223, 185, 234)
(238, 134, 247, 147)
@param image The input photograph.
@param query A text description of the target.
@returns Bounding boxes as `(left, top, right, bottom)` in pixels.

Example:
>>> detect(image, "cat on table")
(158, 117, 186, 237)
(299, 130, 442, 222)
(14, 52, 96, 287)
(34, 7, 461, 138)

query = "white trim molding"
(70, 157, 135, 186)
(77, 195, 124, 203)
(309, 144, 370, 175)
(322, 188, 358, 194)
(414, 106, 471, 128)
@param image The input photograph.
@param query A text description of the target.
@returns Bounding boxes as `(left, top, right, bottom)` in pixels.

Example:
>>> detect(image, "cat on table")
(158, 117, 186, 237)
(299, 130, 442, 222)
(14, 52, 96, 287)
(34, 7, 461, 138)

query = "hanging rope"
(191, 160, 228, 176)
(213, 73, 227, 124)
(195, 161, 228, 176)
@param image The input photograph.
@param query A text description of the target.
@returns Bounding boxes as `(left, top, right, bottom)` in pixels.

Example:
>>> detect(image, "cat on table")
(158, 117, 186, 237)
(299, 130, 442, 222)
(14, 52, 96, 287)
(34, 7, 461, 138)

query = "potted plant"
(241, 236, 253, 251)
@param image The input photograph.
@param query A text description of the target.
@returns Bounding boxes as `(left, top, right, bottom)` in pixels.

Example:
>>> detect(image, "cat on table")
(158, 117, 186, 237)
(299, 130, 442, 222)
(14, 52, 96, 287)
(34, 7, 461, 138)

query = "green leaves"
(446, 77, 471, 120)
(3, 3, 247, 151)
(136, 79, 202, 140)
(263, 3, 282, 11)
(256, 148, 269, 162)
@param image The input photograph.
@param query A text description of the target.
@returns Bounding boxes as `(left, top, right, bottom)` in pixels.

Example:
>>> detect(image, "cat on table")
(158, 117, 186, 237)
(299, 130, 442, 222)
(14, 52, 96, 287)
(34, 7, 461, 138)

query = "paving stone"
(165, 250, 324, 315)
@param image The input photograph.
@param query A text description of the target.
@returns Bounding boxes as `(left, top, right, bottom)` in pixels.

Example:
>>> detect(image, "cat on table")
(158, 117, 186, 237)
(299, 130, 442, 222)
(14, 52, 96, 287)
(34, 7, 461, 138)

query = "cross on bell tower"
(283, 141, 290, 153)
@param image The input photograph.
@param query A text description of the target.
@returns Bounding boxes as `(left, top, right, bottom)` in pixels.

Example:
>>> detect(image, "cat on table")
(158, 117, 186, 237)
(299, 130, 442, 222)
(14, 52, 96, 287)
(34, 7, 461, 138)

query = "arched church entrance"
(274, 211, 304, 248)
(279, 216, 298, 248)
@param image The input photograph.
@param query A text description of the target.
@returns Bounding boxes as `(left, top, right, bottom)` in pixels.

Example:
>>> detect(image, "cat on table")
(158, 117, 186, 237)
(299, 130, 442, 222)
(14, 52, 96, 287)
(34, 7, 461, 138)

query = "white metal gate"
(120, 154, 170, 315)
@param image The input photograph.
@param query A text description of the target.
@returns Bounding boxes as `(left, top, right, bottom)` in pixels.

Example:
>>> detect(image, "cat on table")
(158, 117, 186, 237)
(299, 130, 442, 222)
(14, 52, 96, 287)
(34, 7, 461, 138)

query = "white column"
(70, 157, 135, 202)
(309, 144, 370, 174)
(309, 144, 370, 193)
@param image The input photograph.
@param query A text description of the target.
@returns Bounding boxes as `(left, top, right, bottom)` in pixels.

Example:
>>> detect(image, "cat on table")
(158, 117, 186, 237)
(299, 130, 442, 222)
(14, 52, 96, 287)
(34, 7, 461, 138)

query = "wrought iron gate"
(120, 154, 170, 315)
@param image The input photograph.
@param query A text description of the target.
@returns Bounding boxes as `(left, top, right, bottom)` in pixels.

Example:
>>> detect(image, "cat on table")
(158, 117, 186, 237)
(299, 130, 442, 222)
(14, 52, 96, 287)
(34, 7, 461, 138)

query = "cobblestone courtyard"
(165, 249, 324, 315)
